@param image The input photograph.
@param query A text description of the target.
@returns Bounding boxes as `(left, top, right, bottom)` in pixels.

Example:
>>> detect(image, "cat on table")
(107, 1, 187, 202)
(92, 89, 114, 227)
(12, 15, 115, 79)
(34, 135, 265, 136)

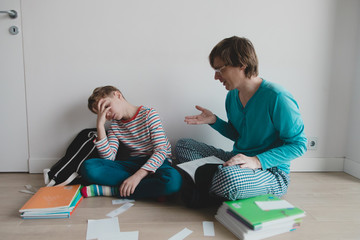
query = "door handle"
(0, 10, 17, 19)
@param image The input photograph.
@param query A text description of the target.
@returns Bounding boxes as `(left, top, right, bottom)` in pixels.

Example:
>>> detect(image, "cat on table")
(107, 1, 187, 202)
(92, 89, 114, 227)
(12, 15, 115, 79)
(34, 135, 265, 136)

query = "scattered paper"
(19, 185, 38, 194)
(106, 202, 134, 218)
(203, 221, 215, 236)
(168, 228, 193, 240)
(112, 199, 135, 205)
(255, 200, 295, 210)
(98, 231, 139, 240)
(25, 184, 38, 193)
(87, 218, 121, 240)
(19, 190, 35, 195)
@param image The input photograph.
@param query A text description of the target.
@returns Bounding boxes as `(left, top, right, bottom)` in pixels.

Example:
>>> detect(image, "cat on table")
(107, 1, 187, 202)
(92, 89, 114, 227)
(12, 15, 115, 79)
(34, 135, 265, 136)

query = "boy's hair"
(88, 86, 122, 113)
(209, 36, 259, 78)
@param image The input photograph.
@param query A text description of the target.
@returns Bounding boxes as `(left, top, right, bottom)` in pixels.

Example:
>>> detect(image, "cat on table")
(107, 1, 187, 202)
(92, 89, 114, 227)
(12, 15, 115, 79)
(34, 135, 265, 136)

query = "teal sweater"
(210, 80, 307, 174)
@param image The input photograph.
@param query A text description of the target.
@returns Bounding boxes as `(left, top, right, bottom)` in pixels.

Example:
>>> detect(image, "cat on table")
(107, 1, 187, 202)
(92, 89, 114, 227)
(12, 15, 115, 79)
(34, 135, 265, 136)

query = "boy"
(80, 86, 182, 199)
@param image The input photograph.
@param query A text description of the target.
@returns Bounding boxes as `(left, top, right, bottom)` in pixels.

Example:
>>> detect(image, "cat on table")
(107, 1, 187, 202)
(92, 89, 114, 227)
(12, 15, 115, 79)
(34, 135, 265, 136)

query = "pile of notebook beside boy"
(18, 183, 304, 240)
(215, 194, 305, 240)
(19, 184, 83, 219)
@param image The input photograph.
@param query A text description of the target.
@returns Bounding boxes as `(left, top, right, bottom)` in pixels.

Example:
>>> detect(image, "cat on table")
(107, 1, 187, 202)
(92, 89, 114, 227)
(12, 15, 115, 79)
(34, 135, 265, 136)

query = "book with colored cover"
(216, 214, 301, 240)
(215, 194, 305, 239)
(19, 184, 83, 219)
(216, 204, 302, 240)
(223, 194, 305, 231)
(20, 190, 83, 219)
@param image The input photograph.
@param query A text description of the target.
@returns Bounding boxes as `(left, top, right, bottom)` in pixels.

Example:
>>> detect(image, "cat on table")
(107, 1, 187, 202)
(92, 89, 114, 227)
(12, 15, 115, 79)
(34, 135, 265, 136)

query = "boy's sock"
(81, 185, 119, 198)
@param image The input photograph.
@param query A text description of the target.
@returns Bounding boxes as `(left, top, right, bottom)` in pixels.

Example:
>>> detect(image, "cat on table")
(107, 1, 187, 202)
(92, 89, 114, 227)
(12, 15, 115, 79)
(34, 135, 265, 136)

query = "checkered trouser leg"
(210, 165, 290, 200)
(174, 138, 235, 163)
(175, 138, 290, 200)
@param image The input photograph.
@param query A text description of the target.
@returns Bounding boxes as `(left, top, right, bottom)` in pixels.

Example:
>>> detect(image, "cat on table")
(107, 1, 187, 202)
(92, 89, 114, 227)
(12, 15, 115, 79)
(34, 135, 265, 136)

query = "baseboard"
(29, 156, 345, 173)
(29, 158, 59, 173)
(290, 157, 344, 172)
(344, 158, 360, 179)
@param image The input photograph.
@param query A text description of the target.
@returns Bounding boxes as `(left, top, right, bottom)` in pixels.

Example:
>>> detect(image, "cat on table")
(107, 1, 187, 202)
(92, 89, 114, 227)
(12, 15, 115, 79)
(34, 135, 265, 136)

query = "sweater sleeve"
(257, 93, 307, 170)
(141, 109, 171, 173)
(209, 115, 239, 141)
(94, 129, 119, 161)
(209, 91, 239, 141)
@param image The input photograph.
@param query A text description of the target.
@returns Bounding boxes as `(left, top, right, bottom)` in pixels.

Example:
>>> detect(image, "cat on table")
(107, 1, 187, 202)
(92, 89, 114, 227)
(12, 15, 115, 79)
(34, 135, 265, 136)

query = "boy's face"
(95, 92, 124, 121)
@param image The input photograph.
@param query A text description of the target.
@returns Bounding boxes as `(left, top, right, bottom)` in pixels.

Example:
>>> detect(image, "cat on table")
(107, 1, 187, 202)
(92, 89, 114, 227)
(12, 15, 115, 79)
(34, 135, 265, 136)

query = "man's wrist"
(254, 156, 262, 169)
(209, 115, 217, 125)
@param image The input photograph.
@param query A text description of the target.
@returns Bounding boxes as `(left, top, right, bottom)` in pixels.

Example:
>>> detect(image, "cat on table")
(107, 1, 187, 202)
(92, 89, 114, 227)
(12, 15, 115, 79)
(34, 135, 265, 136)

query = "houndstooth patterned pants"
(174, 138, 289, 200)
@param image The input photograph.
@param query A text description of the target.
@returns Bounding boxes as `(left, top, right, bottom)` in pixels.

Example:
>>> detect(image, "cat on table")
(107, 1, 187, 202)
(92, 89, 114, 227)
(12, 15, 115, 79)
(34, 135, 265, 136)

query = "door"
(0, 0, 28, 171)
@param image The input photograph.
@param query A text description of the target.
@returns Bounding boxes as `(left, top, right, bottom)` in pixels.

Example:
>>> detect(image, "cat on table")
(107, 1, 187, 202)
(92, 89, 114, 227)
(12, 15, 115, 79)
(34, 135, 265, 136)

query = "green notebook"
(224, 194, 305, 231)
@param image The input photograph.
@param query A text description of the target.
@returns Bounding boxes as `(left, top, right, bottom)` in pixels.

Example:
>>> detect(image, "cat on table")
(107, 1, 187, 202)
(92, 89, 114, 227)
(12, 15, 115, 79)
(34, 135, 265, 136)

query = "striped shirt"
(94, 106, 172, 172)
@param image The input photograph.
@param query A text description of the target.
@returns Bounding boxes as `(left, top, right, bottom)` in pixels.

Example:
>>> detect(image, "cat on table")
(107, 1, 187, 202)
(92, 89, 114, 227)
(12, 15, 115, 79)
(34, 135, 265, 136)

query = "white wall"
(345, 1, 360, 179)
(19, 0, 359, 173)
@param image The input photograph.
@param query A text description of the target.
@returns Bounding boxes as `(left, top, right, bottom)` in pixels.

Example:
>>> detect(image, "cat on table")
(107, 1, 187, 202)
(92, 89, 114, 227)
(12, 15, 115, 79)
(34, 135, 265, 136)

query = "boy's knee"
(79, 160, 89, 176)
(162, 168, 183, 195)
(80, 159, 94, 173)
(80, 159, 102, 182)
(169, 170, 183, 194)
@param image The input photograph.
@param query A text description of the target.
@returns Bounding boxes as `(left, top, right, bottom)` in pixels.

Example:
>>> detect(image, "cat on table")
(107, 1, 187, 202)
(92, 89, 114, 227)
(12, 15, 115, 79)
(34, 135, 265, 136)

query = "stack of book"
(215, 194, 305, 240)
(19, 184, 83, 219)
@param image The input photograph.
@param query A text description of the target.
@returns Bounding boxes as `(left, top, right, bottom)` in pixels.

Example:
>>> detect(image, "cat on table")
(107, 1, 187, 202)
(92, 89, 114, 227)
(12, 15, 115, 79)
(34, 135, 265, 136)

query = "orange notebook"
(19, 184, 82, 213)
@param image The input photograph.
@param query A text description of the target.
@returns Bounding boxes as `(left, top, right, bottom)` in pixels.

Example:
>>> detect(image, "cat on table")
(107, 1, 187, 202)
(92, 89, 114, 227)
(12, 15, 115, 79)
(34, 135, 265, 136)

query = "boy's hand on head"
(95, 98, 111, 141)
(97, 99, 111, 126)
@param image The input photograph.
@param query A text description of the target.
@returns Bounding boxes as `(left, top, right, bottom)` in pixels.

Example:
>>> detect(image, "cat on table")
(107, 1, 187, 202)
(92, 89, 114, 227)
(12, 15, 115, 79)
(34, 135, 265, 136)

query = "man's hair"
(209, 36, 259, 78)
(88, 85, 122, 113)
